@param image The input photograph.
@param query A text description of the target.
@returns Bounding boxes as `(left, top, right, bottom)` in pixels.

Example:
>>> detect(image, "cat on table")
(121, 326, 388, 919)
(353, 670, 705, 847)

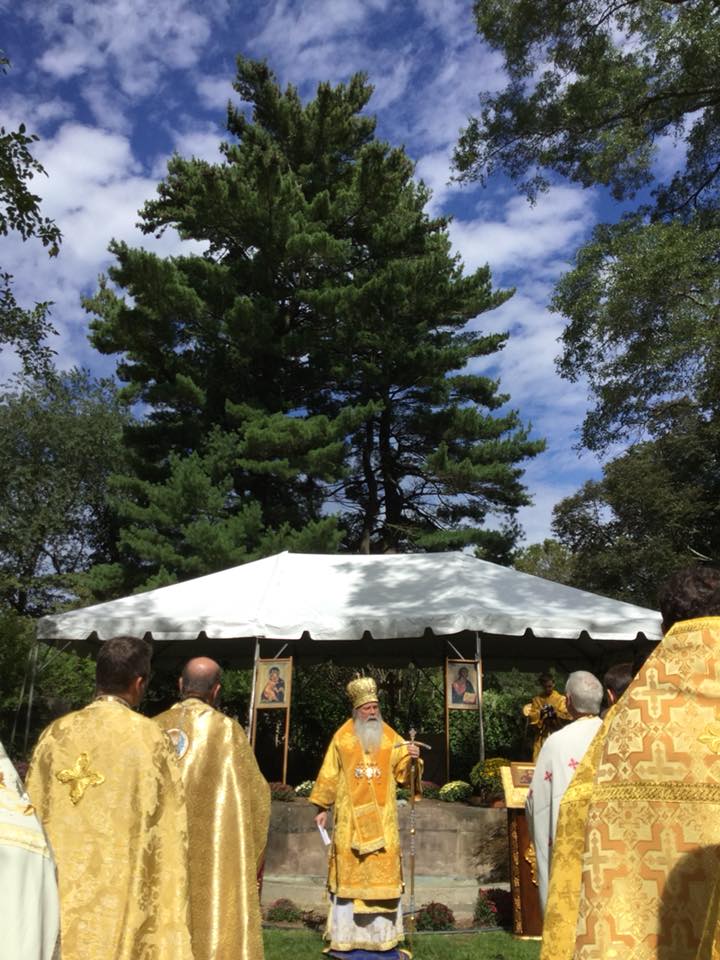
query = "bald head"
(180, 657, 222, 704)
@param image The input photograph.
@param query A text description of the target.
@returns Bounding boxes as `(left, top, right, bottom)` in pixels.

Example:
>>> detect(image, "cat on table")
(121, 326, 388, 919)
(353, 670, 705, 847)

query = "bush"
(469, 757, 509, 803)
(439, 780, 472, 802)
(269, 782, 296, 801)
(482, 887, 513, 928)
(265, 898, 303, 922)
(415, 901, 455, 931)
(294, 779, 315, 797)
(421, 780, 441, 799)
(396, 786, 411, 801)
(473, 888, 500, 927)
(301, 909, 326, 930)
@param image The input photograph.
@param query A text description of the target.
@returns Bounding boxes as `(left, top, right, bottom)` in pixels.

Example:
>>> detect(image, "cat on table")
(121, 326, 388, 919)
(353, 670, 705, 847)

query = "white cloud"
(26, 0, 221, 98)
(450, 185, 596, 276)
(197, 75, 234, 111)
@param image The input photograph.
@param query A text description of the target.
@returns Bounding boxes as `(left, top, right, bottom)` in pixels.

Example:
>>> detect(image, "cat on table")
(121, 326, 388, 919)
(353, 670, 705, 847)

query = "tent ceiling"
(37, 552, 661, 668)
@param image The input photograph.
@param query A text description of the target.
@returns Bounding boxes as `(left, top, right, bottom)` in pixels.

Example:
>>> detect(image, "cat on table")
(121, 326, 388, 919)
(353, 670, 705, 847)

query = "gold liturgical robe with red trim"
(26, 698, 193, 960)
(155, 698, 271, 960)
(309, 718, 419, 900)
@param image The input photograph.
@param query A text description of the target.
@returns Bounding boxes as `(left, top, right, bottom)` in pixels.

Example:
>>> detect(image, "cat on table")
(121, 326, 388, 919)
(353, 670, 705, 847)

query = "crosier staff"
(394, 727, 431, 937)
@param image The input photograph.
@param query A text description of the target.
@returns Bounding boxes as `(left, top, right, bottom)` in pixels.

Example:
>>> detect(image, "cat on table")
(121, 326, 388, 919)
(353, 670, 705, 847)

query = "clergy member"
(26, 635, 193, 960)
(525, 670, 603, 912)
(0, 739, 59, 959)
(155, 656, 271, 960)
(574, 566, 720, 959)
(523, 673, 572, 759)
(310, 677, 420, 960)
(539, 662, 634, 960)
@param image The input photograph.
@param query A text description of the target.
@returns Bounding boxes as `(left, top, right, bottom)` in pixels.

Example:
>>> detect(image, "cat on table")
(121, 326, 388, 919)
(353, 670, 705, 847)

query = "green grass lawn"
(264, 928, 541, 959)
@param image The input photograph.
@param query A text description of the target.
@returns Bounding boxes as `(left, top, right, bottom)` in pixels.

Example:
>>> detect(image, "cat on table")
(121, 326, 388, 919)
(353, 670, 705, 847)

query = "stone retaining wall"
(263, 798, 509, 918)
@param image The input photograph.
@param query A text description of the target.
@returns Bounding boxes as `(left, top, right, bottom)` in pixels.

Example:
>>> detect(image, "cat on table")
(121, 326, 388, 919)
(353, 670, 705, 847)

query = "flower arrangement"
(438, 780, 472, 802)
(473, 888, 500, 927)
(469, 757, 509, 803)
(414, 901, 455, 931)
(269, 781, 296, 801)
(294, 779, 315, 797)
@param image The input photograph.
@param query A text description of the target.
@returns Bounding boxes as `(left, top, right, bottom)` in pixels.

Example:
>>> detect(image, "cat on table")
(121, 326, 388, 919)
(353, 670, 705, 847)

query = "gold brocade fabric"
(155, 699, 270, 960)
(526, 691, 572, 760)
(26, 698, 193, 960)
(574, 617, 720, 960)
(309, 718, 420, 900)
(540, 706, 618, 960)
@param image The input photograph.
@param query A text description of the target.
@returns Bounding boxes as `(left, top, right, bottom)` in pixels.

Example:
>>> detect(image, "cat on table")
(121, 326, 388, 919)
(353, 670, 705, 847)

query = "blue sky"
(1, 0, 635, 545)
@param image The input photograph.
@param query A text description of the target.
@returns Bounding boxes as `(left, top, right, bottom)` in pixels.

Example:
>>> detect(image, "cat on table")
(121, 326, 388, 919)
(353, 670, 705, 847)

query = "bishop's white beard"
(353, 710, 383, 754)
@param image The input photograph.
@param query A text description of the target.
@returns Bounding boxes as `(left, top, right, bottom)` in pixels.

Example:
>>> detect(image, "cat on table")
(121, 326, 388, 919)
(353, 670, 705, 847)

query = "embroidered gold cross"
(56, 753, 104, 805)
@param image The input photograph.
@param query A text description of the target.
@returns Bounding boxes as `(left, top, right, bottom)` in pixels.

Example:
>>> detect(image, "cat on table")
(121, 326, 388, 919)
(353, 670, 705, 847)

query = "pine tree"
(86, 58, 541, 584)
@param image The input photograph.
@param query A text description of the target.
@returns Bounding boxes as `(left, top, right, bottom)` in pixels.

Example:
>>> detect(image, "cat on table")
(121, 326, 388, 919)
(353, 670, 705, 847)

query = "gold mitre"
(346, 676, 378, 709)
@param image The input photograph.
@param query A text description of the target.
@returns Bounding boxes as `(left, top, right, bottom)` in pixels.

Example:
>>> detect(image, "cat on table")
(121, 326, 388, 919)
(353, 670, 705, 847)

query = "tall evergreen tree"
(86, 58, 541, 583)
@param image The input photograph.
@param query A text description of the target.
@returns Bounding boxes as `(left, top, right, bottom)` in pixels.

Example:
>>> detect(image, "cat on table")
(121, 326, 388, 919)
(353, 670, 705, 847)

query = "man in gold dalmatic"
(310, 676, 420, 960)
(552, 566, 720, 960)
(155, 656, 270, 960)
(523, 672, 572, 760)
(26, 635, 193, 960)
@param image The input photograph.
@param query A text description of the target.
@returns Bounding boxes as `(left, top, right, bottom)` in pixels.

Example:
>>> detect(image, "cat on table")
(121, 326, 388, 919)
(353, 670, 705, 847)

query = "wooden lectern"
(501, 763, 542, 938)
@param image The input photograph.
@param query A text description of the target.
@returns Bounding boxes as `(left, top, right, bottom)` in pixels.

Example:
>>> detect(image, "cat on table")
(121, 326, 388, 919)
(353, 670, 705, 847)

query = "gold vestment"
(574, 617, 720, 960)
(309, 718, 419, 901)
(26, 697, 193, 960)
(540, 705, 617, 960)
(155, 698, 270, 960)
(525, 690, 572, 760)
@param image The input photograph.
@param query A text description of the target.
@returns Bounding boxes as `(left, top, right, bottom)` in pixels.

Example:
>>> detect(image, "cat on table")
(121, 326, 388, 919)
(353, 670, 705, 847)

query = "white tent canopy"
(37, 552, 661, 667)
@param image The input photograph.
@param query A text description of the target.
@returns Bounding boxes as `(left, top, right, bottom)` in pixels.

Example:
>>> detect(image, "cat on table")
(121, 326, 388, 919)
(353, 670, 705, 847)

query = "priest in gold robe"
(26, 635, 193, 960)
(155, 656, 271, 960)
(310, 676, 421, 960)
(539, 663, 634, 960)
(572, 567, 720, 960)
(523, 673, 572, 760)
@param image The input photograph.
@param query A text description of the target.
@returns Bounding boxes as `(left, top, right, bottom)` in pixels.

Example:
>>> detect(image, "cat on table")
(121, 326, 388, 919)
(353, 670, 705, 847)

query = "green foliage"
(473, 889, 500, 927)
(0, 370, 128, 615)
(415, 901, 456, 931)
(0, 54, 61, 375)
(513, 539, 575, 586)
(421, 780, 441, 799)
(85, 56, 542, 580)
(0, 609, 94, 752)
(439, 780, 472, 802)
(469, 757, 508, 802)
(455, 1, 720, 460)
(455, 0, 720, 206)
(265, 898, 303, 922)
(396, 785, 411, 801)
(551, 405, 720, 605)
(482, 670, 540, 759)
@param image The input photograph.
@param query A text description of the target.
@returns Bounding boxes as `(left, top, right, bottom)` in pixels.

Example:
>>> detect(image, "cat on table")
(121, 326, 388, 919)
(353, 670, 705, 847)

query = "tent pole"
(247, 637, 260, 745)
(22, 639, 40, 757)
(476, 632, 485, 764)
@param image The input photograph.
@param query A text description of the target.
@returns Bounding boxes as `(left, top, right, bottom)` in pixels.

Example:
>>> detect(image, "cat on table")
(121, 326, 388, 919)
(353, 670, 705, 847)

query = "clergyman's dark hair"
(658, 566, 720, 631)
(95, 635, 152, 694)
(603, 662, 634, 700)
